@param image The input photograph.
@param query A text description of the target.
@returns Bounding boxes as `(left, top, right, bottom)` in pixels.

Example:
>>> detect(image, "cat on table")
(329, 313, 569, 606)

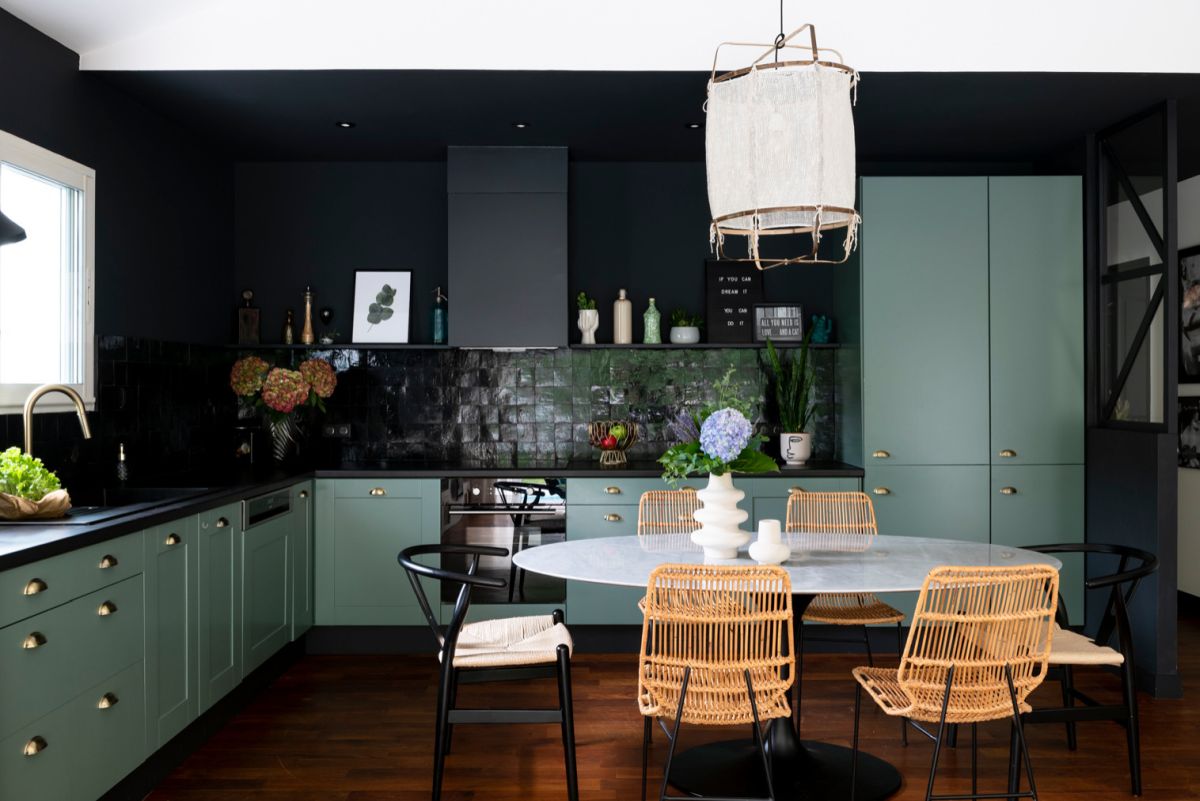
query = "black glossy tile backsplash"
(0, 338, 841, 483)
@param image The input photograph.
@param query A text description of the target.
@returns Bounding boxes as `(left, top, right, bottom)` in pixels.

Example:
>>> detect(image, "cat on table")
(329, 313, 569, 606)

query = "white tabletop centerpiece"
(659, 373, 778, 560)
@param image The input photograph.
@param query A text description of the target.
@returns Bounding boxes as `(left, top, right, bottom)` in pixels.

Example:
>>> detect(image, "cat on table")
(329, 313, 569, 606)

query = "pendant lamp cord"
(774, 0, 785, 63)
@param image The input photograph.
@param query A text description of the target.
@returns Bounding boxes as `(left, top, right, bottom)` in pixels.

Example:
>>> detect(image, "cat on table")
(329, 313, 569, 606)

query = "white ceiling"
(4, 0, 1200, 73)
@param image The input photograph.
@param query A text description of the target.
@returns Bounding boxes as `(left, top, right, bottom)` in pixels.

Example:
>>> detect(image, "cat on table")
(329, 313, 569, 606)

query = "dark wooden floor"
(147, 618, 1200, 801)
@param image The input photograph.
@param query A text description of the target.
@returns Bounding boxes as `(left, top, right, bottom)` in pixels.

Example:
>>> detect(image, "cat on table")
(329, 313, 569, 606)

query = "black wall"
(0, 9, 234, 345)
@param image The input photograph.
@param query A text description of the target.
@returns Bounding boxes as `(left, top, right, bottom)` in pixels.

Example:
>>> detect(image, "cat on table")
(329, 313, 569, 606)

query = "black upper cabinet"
(448, 147, 568, 348)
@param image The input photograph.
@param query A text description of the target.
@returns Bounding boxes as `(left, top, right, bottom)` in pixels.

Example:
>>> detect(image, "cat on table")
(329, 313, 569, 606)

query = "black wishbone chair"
(398, 544, 579, 801)
(1017, 543, 1158, 797)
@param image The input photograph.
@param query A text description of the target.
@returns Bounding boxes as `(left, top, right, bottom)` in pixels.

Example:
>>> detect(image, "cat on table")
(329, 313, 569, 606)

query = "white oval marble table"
(514, 535, 1061, 801)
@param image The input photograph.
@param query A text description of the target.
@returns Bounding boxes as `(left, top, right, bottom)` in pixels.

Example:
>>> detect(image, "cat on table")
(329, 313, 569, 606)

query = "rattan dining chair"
(398, 544, 578, 801)
(850, 564, 1060, 801)
(635, 489, 702, 610)
(785, 491, 904, 727)
(1017, 543, 1157, 796)
(637, 563, 795, 801)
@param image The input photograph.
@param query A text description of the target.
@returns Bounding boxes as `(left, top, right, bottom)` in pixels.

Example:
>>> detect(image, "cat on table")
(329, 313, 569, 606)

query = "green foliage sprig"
(576, 292, 597, 311)
(0, 447, 63, 500)
(764, 330, 817, 433)
(366, 284, 396, 327)
(670, 308, 703, 328)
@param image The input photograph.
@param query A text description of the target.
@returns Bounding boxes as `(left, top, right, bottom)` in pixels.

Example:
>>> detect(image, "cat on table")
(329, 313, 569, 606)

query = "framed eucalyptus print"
(352, 270, 411, 344)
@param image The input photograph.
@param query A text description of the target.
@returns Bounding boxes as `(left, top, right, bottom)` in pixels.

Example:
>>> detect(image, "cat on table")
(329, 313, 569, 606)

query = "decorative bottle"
(613, 289, 633, 345)
(643, 297, 661, 344)
(282, 309, 295, 344)
(301, 286, 316, 345)
(432, 286, 448, 345)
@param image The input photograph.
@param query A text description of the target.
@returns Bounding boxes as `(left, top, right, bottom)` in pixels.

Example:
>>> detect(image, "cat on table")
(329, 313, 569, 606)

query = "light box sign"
(754, 304, 804, 342)
(705, 261, 763, 343)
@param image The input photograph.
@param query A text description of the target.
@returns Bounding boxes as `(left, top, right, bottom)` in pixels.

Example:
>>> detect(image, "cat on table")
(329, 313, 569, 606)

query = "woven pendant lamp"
(706, 24, 859, 269)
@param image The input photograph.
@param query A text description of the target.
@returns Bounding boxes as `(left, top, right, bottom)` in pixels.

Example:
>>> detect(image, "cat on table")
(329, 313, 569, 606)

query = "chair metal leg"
(658, 667, 691, 801)
(641, 715, 653, 801)
(794, 621, 806, 731)
(863, 625, 874, 667)
(1122, 657, 1143, 796)
(744, 669, 777, 801)
(1060, 665, 1078, 751)
(925, 666, 955, 801)
(1008, 720, 1021, 801)
(444, 668, 459, 755)
(897, 621, 908, 745)
(432, 660, 455, 801)
(556, 644, 579, 801)
(970, 721, 979, 798)
(1005, 665, 1039, 801)
(851, 683, 863, 801)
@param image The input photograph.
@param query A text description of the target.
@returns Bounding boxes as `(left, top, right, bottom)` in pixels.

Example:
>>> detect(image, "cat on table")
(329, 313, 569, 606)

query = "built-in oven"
(441, 477, 566, 604)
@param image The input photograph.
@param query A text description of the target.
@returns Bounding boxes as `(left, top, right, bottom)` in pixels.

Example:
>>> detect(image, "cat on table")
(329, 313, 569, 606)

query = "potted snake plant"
(764, 331, 817, 465)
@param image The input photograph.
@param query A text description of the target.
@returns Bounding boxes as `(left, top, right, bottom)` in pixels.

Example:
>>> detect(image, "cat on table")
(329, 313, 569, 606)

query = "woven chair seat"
(853, 665, 1033, 725)
(1048, 624, 1124, 666)
(802, 592, 905, 625)
(448, 615, 573, 669)
(639, 664, 793, 726)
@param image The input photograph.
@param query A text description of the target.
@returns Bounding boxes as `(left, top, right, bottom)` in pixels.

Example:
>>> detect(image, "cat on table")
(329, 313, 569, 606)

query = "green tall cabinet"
(860, 175, 1084, 619)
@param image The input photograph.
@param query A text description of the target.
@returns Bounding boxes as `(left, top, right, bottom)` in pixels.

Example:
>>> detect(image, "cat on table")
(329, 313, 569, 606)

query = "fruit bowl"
(588, 420, 638, 467)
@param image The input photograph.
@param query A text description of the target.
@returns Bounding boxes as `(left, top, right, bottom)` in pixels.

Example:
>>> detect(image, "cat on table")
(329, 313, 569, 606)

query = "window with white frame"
(0, 131, 95, 414)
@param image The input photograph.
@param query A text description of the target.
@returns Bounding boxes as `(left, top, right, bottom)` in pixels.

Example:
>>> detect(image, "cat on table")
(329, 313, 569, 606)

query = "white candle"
(757, 519, 782, 544)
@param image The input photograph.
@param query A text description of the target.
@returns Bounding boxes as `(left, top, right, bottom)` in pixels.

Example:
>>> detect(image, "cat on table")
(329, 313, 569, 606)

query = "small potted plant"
(669, 308, 703, 344)
(576, 292, 599, 345)
(764, 332, 817, 465)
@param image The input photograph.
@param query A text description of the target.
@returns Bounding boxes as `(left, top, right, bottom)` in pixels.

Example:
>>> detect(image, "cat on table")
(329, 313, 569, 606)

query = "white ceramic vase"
(577, 309, 599, 345)
(670, 326, 701, 345)
(690, 472, 751, 560)
(780, 432, 813, 465)
(748, 519, 791, 565)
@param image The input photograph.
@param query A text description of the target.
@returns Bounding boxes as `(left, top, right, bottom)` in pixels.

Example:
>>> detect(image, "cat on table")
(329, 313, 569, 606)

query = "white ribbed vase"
(690, 472, 751, 560)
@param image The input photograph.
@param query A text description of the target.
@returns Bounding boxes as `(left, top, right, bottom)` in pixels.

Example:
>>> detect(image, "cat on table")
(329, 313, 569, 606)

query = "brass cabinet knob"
(298, 490, 309, 499)
(681, 486, 697, 492)
(369, 487, 387, 497)
(23, 736, 47, 757)
(999, 449, 1017, 458)
(604, 486, 622, 495)
(215, 517, 229, 528)
(603, 513, 623, 522)
(97, 692, 119, 710)
(22, 578, 48, 596)
(97, 601, 118, 616)
(1000, 487, 1018, 495)
(872, 450, 891, 459)
(872, 487, 891, 496)
(98, 555, 118, 569)
(164, 533, 181, 546)
(790, 486, 806, 494)
(22, 632, 46, 650)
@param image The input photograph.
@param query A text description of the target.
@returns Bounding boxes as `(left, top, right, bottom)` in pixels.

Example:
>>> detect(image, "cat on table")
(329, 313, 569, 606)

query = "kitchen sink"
(0, 487, 214, 526)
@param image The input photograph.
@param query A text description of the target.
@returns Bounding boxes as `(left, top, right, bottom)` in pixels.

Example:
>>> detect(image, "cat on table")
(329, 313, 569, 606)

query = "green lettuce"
(0, 447, 63, 500)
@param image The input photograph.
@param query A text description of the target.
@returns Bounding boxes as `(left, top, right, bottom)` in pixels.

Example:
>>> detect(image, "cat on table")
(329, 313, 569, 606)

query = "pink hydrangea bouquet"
(230, 356, 337, 420)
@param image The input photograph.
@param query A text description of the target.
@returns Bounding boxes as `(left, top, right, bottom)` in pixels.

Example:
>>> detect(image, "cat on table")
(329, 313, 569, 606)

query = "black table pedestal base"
(667, 738, 901, 801)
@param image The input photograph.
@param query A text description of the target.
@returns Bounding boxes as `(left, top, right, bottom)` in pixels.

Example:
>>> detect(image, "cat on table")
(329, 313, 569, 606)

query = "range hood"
(447, 147, 568, 349)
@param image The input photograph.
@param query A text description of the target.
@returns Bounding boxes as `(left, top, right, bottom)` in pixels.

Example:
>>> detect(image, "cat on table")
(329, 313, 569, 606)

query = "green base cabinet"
(741, 477, 862, 529)
(565, 503, 643, 625)
(314, 479, 440, 625)
(241, 510, 292, 678)
(291, 482, 315, 639)
(145, 517, 198, 749)
(197, 502, 242, 713)
(863, 466, 990, 542)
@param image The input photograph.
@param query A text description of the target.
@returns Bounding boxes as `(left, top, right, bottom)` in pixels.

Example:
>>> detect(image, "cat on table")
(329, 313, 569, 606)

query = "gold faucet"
(23, 384, 92, 457)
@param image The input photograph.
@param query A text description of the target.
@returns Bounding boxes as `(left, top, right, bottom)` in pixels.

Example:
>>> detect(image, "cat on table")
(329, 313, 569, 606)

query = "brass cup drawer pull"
(604, 486, 622, 495)
(369, 487, 387, 497)
(97, 601, 118, 616)
(98, 554, 119, 569)
(1000, 487, 1018, 495)
(164, 533, 182, 546)
(97, 692, 119, 710)
(604, 513, 623, 522)
(872, 487, 891, 496)
(299, 490, 309, 499)
(215, 517, 230, 528)
(999, 449, 1017, 458)
(23, 736, 47, 757)
(22, 632, 46, 650)
(22, 578, 48, 596)
(681, 486, 696, 492)
(872, 450, 890, 459)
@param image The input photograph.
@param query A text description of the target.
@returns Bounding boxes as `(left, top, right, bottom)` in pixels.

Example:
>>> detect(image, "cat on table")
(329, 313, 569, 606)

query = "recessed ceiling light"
(686, 122, 702, 129)
(512, 122, 529, 129)
(335, 121, 356, 129)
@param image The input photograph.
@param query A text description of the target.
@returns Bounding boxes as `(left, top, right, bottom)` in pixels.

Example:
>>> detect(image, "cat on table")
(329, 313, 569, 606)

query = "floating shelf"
(568, 342, 840, 350)
(228, 343, 452, 351)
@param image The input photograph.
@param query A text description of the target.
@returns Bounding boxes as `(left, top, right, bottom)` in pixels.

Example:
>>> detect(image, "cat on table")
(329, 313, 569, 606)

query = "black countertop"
(0, 460, 863, 571)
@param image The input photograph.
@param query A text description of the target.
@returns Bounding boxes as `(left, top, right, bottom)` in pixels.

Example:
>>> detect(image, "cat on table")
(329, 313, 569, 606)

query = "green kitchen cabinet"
(990, 464, 1085, 621)
(989, 176, 1084, 465)
(291, 481, 315, 639)
(241, 508, 292, 677)
(864, 465, 991, 543)
(741, 477, 862, 529)
(197, 502, 242, 713)
(315, 479, 441, 625)
(861, 177, 991, 466)
(565, 504, 643, 625)
(145, 516, 198, 749)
